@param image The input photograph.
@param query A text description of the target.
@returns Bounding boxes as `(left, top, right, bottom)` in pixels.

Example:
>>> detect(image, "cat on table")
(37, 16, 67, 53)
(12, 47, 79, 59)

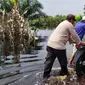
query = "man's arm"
(68, 26, 81, 45)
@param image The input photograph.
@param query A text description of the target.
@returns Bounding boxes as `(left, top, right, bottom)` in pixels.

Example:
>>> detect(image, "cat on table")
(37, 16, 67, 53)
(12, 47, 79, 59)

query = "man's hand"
(75, 44, 80, 49)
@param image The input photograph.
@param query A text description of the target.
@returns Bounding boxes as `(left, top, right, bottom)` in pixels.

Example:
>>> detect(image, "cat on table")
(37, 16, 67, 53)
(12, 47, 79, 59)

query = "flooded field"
(0, 30, 73, 85)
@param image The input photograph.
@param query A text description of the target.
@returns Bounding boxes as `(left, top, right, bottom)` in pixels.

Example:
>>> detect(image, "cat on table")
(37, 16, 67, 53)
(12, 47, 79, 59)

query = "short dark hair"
(66, 14, 75, 21)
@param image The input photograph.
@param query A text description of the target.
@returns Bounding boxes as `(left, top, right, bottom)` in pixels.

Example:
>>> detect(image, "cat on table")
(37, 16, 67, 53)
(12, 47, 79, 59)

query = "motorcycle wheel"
(76, 52, 85, 76)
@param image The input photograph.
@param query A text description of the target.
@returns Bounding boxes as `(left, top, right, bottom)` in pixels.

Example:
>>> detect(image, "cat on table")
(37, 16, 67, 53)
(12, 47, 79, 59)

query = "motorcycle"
(72, 45, 85, 76)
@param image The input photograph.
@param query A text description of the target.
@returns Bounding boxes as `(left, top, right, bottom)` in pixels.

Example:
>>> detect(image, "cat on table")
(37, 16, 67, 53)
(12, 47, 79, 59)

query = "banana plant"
(19, 0, 45, 19)
(0, 0, 45, 19)
(0, 0, 14, 13)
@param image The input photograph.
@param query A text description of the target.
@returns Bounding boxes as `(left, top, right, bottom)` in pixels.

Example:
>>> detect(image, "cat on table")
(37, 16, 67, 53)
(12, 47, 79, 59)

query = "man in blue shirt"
(75, 16, 85, 40)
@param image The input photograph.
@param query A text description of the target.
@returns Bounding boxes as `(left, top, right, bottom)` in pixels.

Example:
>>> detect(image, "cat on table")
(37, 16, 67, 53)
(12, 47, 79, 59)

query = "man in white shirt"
(43, 14, 85, 78)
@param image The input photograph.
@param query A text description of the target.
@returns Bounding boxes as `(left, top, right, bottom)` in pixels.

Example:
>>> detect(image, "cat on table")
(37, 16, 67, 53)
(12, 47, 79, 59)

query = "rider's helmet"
(75, 14, 82, 22)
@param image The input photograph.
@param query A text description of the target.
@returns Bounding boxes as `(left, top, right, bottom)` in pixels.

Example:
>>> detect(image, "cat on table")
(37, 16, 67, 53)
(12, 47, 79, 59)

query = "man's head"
(66, 14, 75, 24)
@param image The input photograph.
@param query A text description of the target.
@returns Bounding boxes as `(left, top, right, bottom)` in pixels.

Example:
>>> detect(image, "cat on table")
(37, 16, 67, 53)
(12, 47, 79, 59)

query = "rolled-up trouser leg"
(43, 46, 56, 78)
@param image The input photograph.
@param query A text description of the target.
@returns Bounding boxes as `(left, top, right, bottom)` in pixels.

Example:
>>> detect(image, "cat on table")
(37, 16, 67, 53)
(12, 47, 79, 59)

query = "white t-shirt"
(47, 20, 81, 50)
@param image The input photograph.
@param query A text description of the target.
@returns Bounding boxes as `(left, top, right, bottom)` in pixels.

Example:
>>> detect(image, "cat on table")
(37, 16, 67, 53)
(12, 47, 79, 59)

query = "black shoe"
(58, 70, 69, 76)
(60, 72, 69, 76)
(42, 74, 50, 84)
(42, 77, 49, 84)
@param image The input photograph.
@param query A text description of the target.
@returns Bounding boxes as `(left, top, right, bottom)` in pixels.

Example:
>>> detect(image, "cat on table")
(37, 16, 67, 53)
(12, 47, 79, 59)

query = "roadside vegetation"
(0, 0, 84, 62)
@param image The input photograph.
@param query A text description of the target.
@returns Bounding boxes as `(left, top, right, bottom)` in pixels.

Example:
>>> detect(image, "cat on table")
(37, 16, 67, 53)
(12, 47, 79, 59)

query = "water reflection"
(3, 55, 42, 65)
(0, 70, 20, 79)
(0, 32, 48, 64)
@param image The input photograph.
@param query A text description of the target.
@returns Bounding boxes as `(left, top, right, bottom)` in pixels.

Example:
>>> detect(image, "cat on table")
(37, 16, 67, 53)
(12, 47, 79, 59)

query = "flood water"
(0, 30, 73, 85)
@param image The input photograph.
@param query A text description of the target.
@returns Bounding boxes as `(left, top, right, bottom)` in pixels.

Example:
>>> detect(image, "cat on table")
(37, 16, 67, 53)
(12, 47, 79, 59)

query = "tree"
(19, 0, 45, 19)
(0, 0, 45, 19)
(0, 0, 14, 13)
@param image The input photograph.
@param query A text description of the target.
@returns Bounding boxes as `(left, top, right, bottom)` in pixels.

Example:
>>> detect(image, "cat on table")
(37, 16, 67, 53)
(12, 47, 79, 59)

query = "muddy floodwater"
(0, 30, 73, 85)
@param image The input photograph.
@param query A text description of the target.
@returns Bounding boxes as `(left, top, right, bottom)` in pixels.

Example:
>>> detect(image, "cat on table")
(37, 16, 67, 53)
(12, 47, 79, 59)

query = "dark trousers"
(43, 46, 68, 78)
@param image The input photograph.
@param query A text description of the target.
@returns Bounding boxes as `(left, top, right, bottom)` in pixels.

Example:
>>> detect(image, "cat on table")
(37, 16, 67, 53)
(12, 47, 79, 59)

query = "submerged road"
(0, 30, 73, 85)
